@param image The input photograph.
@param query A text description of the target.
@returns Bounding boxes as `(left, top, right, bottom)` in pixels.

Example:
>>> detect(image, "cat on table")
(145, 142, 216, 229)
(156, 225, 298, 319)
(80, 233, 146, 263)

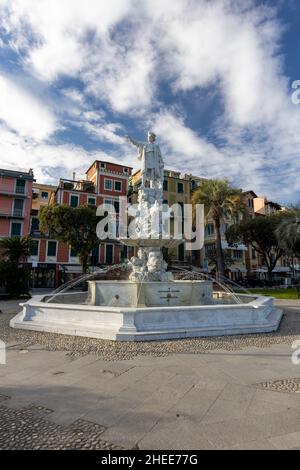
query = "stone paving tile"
(82, 396, 139, 428)
(268, 431, 300, 450)
(199, 409, 300, 448)
(0, 404, 123, 450)
(229, 439, 278, 450)
(100, 374, 196, 447)
(169, 387, 222, 420)
(138, 416, 215, 450)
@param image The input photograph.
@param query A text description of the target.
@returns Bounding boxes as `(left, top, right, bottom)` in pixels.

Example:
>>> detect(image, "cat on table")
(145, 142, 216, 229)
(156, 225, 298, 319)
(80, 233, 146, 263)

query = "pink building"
(0, 168, 34, 238)
(30, 160, 133, 287)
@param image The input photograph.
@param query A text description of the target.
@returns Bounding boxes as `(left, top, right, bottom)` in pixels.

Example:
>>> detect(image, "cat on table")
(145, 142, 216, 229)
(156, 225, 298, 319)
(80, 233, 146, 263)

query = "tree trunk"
(214, 217, 226, 278)
(80, 254, 88, 274)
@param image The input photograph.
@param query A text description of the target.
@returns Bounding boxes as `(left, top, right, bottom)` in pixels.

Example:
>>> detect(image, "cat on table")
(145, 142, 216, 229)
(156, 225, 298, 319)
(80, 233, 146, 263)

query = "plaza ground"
(1, 299, 300, 449)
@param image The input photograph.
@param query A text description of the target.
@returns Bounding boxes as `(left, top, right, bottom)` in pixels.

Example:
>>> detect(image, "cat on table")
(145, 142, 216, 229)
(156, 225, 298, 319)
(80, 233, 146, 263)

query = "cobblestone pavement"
(0, 399, 123, 450)
(1, 299, 300, 449)
(255, 377, 300, 393)
(0, 301, 300, 361)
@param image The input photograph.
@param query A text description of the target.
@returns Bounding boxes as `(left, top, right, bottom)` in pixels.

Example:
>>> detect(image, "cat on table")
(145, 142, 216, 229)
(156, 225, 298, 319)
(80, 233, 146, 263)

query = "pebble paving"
(0, 402, 123, 450)
(1, 307, 300, 361)
(255, 377, 300, 393)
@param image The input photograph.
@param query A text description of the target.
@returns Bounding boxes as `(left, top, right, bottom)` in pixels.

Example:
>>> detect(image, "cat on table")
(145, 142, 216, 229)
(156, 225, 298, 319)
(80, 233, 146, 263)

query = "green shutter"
(47, 241, 57, 257)
(11, 222, 21, 236)
(70, 195, 78, 207)
(30, 240, 39, 256)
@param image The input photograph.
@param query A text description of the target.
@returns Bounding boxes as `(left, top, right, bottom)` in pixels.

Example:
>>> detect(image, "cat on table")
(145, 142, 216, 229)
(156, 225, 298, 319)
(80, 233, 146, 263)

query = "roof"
(0, 168, 35, 181)
(242, 190, 258, 197)
(85, 160, 133, 174)
(33, 182, 57, 190)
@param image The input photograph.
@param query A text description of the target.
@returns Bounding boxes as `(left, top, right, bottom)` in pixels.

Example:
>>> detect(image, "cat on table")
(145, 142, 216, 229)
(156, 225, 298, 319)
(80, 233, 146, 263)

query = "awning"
(59, 265, 82, 273)
(229, 266, 247, 273)
(221, 241, 247, 251)
(272, 267, 291, 273)
(251, 267, 290, 273)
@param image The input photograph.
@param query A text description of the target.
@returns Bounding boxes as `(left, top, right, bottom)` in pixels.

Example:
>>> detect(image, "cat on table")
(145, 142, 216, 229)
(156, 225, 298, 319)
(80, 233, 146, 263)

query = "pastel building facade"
(29, 161, 133, 287)
(0, 169, 34, 238)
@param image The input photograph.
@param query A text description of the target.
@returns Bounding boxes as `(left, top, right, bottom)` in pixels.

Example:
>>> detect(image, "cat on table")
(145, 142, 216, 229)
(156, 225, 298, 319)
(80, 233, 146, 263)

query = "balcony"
(59, 178, 95, 193)
(0, 185, 28, 197)
(0, 209, 24, 219)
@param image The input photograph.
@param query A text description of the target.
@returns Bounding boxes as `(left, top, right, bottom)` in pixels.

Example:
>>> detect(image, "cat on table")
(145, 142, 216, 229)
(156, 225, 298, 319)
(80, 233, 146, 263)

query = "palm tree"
(191, 179, 243, 277)
(0, 236, 31, 264)
(275, 207, 300, 258)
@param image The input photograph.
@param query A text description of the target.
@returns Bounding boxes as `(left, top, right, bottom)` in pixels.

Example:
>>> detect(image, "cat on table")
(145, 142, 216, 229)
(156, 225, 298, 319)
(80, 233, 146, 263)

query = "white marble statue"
(126, 131, 164, 189)
(125, 131, 173, 282)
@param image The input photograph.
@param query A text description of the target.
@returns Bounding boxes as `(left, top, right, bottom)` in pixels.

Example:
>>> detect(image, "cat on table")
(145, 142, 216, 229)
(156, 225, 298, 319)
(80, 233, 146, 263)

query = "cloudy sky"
(0, 0, 299, 203)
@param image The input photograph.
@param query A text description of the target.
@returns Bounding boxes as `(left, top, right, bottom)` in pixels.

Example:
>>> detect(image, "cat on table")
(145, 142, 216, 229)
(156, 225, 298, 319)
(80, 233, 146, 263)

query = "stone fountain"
(10, 132, 283, 341)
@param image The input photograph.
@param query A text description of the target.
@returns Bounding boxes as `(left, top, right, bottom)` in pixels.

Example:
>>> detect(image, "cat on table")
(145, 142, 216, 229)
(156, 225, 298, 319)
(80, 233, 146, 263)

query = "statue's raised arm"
(126, 131, 164, 190)
(125, 134, 144, 149)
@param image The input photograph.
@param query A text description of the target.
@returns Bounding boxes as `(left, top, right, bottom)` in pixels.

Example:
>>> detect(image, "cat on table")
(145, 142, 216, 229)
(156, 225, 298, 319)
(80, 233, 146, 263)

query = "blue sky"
(0, 0, 300, 203)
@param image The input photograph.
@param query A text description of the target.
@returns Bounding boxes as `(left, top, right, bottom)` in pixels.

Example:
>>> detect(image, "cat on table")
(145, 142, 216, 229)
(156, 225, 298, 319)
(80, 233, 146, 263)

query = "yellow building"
(31, 183, 56, 235)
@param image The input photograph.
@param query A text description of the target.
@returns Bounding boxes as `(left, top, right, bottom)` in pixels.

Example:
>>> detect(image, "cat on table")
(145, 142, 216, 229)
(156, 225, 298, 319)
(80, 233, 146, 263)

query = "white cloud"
(0, 1, 300, 201)
(0, 73, 57, 140)
(0, 125, 134, 184)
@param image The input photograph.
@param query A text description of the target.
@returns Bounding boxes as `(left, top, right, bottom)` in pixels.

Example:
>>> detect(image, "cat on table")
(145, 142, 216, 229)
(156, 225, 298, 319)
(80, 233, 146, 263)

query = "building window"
(88, 197, 96, 205)
(104, 179, 112, 190)
(233, 250, 242, 259)
(47, 241, 57, 257)
(163, 180, 168, 191)
(222, 223, 229, 234)
(70, 247, 77, 258)
(41, 191, 48, 199)
(31, 217, 39, 233)
(70, 194, 79, 207)
(13, 198, 24, 217)
(30, 240, 39, 257)
(206, 223, 215, 236)
(205, 243, 216, 254)
(123, 167, 129, 174)
(11, 222, 21, 236)
(114, 180, 122, 192)
(104, 199, 113, 205)
(252, 249, 256, 260)
(248, 199, 254, 208)
(177, 182, 184, 193)
(114, 200, 120, 213)
(16, 179, 26, 194)
(100, 162, 106, 169)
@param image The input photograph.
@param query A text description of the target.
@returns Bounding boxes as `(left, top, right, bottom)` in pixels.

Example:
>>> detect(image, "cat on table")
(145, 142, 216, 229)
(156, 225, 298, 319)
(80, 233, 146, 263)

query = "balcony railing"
(0, 185, 27, 196)
(59, 178, 95, 193)
(0, 209, 24, 218)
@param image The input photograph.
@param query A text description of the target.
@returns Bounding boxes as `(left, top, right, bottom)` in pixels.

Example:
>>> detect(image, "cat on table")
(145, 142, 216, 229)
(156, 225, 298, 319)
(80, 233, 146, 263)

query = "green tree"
(0, 236, 31, 263)
(39, 204, 99, 273)
(191, 179, 243, 277)
(226, 213, 287, 281)
(275, 207, 300, 257)
(206, 248, 233, 272)
(0, 236, 32, 297)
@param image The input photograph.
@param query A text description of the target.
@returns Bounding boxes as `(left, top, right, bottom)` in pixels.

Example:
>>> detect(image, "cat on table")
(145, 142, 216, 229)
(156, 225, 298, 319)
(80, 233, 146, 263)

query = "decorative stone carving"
(126, 131, 173, 282)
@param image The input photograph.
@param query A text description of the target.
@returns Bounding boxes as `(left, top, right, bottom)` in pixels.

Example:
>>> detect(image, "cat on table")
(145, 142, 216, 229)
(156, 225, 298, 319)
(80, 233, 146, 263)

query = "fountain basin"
(10, 290, 282, 341)
(88, 280, 213, 307)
